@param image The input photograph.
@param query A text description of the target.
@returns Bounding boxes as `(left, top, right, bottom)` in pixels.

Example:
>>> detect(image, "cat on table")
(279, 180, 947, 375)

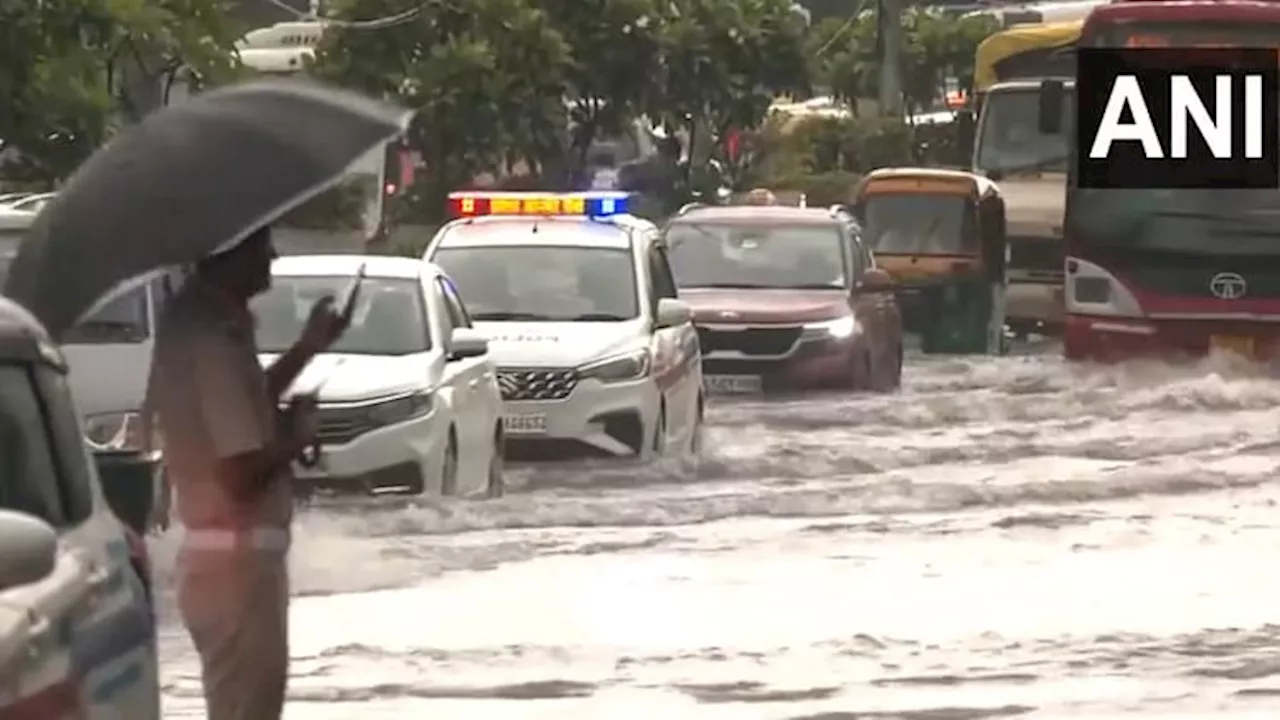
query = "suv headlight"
(579, 350, 650, 383)
(365, 390, 435, 427)
(802, 316, 858, 340)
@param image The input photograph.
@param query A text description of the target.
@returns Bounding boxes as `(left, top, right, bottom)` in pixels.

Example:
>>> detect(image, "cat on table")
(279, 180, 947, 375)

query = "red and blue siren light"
(448, 191, 631, 219)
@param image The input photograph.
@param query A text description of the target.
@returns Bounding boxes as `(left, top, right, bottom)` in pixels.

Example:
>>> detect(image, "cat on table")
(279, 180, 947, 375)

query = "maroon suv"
(664, 205, 903, 393)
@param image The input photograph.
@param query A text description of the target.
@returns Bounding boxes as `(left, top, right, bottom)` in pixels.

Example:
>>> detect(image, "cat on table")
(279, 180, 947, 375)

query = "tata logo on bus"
(1078, 48, 1280, 189)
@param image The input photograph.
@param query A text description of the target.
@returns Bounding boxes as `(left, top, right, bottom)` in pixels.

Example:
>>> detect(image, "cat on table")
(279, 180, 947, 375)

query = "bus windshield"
(1069, 20, 1280, 256)
(975, 86, 1073, 175)
(862, 194, 975, 254)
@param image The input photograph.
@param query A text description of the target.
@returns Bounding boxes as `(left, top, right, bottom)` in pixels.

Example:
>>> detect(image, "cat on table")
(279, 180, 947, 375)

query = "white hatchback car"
(424, 192, 704, 461)
(252, 255, 505, 497)
(0, 299, 159, 719)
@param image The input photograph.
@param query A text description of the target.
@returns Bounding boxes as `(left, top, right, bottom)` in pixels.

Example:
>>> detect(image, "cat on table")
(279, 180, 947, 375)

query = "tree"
(0, 0, 243, 183)
(313, 0, 573, 222)
(537, 0, 670, 171)
(808, 9, 996, 114)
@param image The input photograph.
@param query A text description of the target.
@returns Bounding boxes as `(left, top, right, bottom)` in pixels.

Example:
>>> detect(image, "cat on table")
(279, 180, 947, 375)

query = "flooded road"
(154, 350, 1280, 719)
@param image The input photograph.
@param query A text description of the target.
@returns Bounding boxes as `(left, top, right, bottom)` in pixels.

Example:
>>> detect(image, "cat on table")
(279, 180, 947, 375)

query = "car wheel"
(440, 430, 459, 496)
(486, 426, 505, 499)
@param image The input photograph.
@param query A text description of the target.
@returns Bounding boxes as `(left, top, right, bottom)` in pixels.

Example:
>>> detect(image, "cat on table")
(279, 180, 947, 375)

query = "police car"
(0, 298, 159, 719)
(423, 191, 704, 461)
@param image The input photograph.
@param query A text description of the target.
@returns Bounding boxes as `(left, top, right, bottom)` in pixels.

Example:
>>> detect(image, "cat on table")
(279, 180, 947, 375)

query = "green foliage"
(808, 10, 997, 114)
(0, 0, 243, 182)
(313, 0, 814, 225)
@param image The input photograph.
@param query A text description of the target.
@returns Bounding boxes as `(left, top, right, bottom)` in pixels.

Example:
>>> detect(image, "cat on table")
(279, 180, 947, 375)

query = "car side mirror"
(0, 510, 58, 592)
(448, 327, 489, 360)
(655, 298, 693, 328)
(1038, 79, 1065, 135)
(857, 268, 896, 293)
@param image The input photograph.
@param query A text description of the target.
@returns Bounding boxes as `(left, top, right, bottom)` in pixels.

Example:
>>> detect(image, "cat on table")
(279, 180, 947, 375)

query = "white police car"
(0, 298, 159, 719)
(423, 192, 704, 461)
(253, 255, 505, 497)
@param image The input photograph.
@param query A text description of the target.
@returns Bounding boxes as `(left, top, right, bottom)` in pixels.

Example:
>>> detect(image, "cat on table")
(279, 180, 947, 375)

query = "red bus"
(1041, 0, 1280, 362)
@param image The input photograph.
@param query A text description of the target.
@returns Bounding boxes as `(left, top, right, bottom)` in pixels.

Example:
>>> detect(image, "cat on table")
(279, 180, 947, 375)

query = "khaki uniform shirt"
(151, 277, 291, 539)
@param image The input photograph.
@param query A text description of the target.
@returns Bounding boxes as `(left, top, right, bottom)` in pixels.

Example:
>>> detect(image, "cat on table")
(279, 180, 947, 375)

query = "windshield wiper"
(470, 311, 556, 321)
(990, 156, 1067, 177)
(566, 312, 630, 321)
(66, 320, 145, 342)
(686, 282, 771, 289)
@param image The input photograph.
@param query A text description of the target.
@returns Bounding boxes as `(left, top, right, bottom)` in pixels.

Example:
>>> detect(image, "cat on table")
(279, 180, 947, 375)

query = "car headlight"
(84, 411, 148, 451)
(802, 316, 859, 340)
(365, 390, 435, 427)
(579, 349, 650, 383)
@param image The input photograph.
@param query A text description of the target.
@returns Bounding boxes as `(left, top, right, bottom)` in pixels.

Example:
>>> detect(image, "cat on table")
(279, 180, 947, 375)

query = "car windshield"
(664, 222, 848, 289)
(252, 275, 430, 355)
(0, 363, 61, 521)
(0, 250, 150, 344)
(863, 193, 975, 254)
(976, 86, 1072, 175)
(433, 246, 639, 321)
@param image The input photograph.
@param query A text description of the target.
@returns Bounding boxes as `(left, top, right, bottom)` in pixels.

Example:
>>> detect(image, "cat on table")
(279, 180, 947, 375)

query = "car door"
(434, 275, 496, 477)
(33, 367, 158, 719)
(645, 236, 700, 439)
(0, 362, 157, 720)
(848, 232, 886, 344)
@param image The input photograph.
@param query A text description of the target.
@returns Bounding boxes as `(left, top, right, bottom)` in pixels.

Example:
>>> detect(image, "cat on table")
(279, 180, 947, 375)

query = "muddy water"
(154, 351, 1280, 719)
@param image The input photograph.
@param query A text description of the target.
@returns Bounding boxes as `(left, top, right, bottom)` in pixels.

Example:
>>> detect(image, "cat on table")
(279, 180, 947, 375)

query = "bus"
(968, 21, 1083, 336)
(1037, 0, 1280, 361)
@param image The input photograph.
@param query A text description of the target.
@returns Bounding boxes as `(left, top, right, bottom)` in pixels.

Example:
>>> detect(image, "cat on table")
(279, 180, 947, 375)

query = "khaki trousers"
(177, 546, 289, 720)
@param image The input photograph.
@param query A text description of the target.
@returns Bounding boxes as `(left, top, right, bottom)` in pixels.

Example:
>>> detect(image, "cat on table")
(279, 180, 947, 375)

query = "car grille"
(696, 326, 802, 356)
(497, 368, 579, 401)
(315, 405, 377, 445)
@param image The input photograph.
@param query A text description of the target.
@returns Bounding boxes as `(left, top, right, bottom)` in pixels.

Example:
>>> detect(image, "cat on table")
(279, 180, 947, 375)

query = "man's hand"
(298, 296, 352, 354)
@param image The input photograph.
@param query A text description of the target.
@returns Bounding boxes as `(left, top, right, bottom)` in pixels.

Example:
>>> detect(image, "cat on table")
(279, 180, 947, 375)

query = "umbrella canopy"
(2, 79, 412, 340)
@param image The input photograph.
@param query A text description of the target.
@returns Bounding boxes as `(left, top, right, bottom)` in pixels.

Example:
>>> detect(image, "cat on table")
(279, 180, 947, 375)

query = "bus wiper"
(470, 311, 556, 321)
(686, 282, 770, 289)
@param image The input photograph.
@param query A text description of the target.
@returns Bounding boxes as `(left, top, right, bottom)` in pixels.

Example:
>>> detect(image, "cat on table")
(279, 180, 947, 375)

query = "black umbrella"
(2, 78, 413, 340)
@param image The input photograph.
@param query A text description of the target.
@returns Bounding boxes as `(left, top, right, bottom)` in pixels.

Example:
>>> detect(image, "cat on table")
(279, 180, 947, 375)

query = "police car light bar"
(448, 191, 631, 219)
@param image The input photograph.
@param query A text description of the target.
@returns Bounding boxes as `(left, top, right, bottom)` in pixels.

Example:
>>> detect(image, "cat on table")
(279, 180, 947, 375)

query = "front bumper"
(1064, 313, 1280, 362)
(291, 409, 447, 492)
(701, 332, 858, 391)
(501, 374, 662, 460)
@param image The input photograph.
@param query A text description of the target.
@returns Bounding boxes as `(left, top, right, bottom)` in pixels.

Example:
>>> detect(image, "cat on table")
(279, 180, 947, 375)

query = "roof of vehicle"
(861, 167, 999, 195)
(986, 77, 1075, 93)
(0, 296, 63, 368)
(974, 21, 1081, 91)
(271, 254, 432, 280)
(432, 216, 647, 251)
(1086, 0, 1280, 28)
(667, 205, 846, 227)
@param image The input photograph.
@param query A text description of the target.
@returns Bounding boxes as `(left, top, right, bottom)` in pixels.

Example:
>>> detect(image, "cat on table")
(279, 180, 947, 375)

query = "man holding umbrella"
(0, 80, 413, 720)
(149, 225, 349, 719)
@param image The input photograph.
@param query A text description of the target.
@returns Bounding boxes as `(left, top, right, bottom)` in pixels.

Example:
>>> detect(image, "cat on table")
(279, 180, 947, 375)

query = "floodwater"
(154, 348, 1280, 719)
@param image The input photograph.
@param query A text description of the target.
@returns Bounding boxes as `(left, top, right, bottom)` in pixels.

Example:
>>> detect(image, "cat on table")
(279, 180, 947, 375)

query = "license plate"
(704, 375, 763, 395)
(1211, 334, 1255, 359)
(503, 413, 548, 434)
